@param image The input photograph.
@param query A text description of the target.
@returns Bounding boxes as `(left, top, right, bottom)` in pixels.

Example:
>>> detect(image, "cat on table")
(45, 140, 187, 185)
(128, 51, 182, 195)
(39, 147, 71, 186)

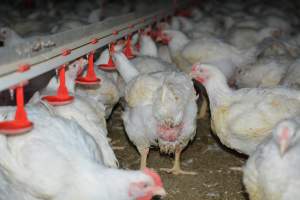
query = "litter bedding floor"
(108, 105, 249, 200)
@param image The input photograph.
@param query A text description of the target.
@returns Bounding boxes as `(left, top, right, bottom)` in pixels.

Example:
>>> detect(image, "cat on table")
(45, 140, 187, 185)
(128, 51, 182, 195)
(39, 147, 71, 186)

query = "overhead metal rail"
(0, 1, 182, 92)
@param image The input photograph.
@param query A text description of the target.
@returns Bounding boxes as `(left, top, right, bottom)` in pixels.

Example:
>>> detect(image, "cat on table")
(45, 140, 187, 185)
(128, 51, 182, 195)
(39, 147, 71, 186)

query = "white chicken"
(0, 27, 54, 49)
(97, 34, 178, 98)
(163, 29, 268, 119)
(76, 68, 120, 119)
(137, 34, 159, 57)
(0, 27, 26, 47)
(0, 104, 166, 200)
(234, 56, 292, 88)
(226, 26, 280, 49)
(190, 63, 300, 155)
(132, 36, 178, 74)
(132, 35, 178, 72)
(233, 37, 298, 89)
(113, 52, 198, 175)
(243, 118, 300, 200)
(41, 59, 118, 168)
(176, 16, 222, 39)
(163, 29, 264, 80)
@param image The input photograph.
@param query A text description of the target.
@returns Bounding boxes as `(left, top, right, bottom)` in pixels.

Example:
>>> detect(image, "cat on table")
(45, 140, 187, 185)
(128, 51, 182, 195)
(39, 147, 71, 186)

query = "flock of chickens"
(0, 0, 300, 199)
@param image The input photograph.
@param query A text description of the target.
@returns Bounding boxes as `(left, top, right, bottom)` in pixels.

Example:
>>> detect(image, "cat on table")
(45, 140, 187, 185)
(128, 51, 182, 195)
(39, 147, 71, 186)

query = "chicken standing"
(0, 104, 166, 200)
(190, 63, 300, 155)
(113, 52, 198, 175)
(243, 118, 300, 200)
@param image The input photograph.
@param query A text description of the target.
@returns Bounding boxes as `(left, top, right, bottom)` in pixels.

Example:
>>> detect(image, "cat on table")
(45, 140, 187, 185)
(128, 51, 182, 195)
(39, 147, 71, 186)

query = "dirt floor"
(108, 105, 249, 200)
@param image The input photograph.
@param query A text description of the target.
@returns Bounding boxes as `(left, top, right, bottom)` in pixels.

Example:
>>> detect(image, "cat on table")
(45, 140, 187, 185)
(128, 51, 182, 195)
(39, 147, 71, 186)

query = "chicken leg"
(110, 139, 125, 150)
(138, 147, 149, 169)
(198, 95, 208, 119)
(160, 146, 197, 175)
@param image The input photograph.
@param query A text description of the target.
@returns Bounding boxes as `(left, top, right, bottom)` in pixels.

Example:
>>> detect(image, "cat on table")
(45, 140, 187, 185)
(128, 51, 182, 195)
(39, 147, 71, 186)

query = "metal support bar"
(0, 2, 180, 92)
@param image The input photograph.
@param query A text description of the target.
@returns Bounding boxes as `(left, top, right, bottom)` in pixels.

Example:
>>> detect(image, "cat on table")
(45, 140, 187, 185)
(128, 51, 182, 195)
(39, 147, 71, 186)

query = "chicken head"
(129, 168, 166, 200)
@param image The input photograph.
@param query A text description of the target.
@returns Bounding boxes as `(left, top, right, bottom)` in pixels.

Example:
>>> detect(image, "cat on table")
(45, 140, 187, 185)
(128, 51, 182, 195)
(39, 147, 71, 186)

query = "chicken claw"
(160, 167, 197, 175)
(160, 146, 197, 175)
(198, 94, 208, 119)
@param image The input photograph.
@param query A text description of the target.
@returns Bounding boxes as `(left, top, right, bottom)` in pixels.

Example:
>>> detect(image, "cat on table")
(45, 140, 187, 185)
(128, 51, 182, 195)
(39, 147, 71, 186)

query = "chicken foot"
(138, 147, 149, 169)
(160, 146, 197, 175)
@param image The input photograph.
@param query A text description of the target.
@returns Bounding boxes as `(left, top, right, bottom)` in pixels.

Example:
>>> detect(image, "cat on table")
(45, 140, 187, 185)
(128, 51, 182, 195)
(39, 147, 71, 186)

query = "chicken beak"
(190, 74, 205, 84)
(153, 187, 167, 198)
(280, 140, 288, 156)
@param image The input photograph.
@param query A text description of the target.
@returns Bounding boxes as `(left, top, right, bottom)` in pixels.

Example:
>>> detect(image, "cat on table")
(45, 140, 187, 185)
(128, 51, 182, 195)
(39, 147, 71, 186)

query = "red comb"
(143, 168, 163, 187)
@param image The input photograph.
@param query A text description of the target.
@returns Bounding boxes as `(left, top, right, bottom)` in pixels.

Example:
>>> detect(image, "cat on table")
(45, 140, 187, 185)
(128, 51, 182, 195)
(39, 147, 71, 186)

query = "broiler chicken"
(0, 104, 166, 200)
(176, 16, 222, 39)
(97, 34, 178, 98)
(190, 63, 300, 155)
(132, 34, 178, 73)
(233, 38, 297, 88)
(113, 52, 198, 175)
(162, 29, 262, 119)
(0, 27, 54, 49)
(76, 68, 120, 119)
(41, 59, 118, 168)
(234, 56, 292, 88)
(163, 29, 265, 79)
(243, 118, 300, 200)
(137, 33, 159, 57)
(226, 26, 280, 49)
